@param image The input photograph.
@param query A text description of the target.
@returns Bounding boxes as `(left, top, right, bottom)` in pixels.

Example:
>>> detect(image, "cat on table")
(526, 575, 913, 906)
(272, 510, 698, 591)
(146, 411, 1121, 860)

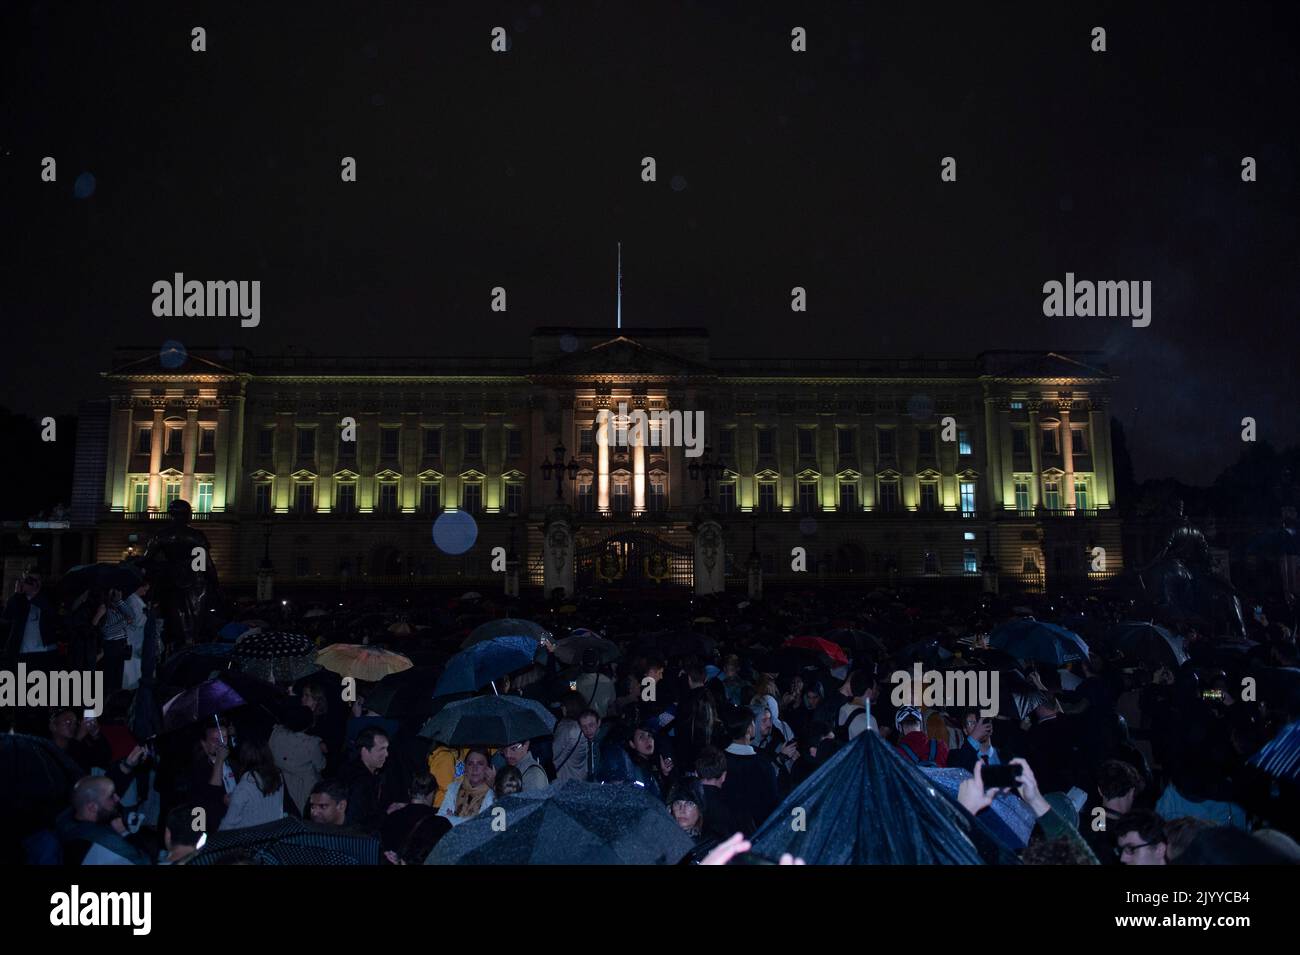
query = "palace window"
(255, 482, 272, 515)
(335, 482, 356, 514)
(257, 427, 275, 457)
(132, 481, 149, 514)
(461, 481, 482, 514)
(579, 427, 594, 454)
(1010, 400, 1024, 410)
(577, 478, 595, 514)
(758, 482, 778, 514)
(878, 479, 900, 513)
(838, 427, 856, 457)
(420, 481, 442, 514)
(877, 428, 895, 458)
(423, 428, 442, 458)
(919, 481, 939, 513)
(717, 481, 736, 513)
(1015, 479, 1031, 513)
(918, 429, 935, 457)
(381, 427, 400, 459)
(839, 480, 858, 512)
(1074, 477, 1090, 511)
(1022, 549, 1041, 574)
(378, 482, 398, 514)
(958, 429, 972, 456)
(964, 549, 979, 574)
(757, 427, 775, 456)
(297, 428, 316, 459)
(295, 556, 311, 578)
(718, 428, 735, 457)
(649, 480, 667, 512)
(1043, 478, 1062, 511)
(960, 481, 977, 516)
(505, 482, 523, 516)
(196, 481, 214, 513)
(1071, 425, 1090, 455)
(166, 428, 184, 455)
(135, 427, 153, 454)
(923, 552, 941, 575)
(507, 429, 523, 458)
(797, 428, 815, 458)
(798, 481, 818, 513)
(613, 482, 631, 514)
(295, 482, 314, 514)
(164, 481, 181, 506)
(1041, 426, 1059, 454)
(337, 435, 356, 464)
(1012, 428, 1029, 455)
(463, 428, 482, 459)
(199, 428, 216, 455)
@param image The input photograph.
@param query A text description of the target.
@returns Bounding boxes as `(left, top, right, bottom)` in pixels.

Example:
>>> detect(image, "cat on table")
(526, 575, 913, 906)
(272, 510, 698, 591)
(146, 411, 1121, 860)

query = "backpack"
(897, 739, 940, 768)
(836, 708, 866, 743)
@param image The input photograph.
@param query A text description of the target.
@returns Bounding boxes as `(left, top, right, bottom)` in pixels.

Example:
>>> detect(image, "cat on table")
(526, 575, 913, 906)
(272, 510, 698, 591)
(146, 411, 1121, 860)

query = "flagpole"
(616, 241, 622, 331)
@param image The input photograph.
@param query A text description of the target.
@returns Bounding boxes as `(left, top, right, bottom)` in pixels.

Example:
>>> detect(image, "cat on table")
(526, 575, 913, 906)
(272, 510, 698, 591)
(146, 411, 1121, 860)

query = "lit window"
(132, 482, 148, 513)
(196, 482, 213, 513)
(165, 482, 181, 505)
(1043, 479, 1062, 511)
(1015, 480, 1031, 513)
(958, 429, 972, 455)
(1010, 400, 1024, 410)
(960, 481, 976, 515)
(964, 531, 976, 541)
(964, 549, 979, 574)
(1075, 478, 1090, 511)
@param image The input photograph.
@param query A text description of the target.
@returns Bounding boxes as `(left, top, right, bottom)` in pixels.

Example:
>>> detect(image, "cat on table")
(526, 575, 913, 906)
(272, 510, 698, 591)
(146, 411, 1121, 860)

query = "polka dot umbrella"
(232, 631, 320, 685)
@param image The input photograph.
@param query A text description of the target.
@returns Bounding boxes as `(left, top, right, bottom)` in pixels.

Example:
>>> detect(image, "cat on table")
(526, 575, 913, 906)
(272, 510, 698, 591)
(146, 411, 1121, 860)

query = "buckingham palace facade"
(74, 327, 1124, 594)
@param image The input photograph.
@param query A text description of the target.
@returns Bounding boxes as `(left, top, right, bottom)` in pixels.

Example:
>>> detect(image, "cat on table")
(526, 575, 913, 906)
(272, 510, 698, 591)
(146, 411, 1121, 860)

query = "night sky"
(4, 1, 1298, 485)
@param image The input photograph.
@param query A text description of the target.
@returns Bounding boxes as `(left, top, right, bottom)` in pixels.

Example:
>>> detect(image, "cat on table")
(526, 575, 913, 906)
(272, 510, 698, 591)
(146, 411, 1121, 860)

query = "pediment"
(531, 336, 714, 378)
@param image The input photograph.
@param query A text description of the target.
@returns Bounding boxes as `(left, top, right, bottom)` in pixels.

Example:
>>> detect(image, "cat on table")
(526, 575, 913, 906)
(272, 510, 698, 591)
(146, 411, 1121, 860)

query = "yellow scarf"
(453, 778, 489, 818)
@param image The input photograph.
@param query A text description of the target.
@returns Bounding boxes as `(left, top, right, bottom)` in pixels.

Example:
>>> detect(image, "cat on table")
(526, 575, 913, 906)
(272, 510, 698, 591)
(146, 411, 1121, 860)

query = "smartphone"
(982, 765, 1022, 790)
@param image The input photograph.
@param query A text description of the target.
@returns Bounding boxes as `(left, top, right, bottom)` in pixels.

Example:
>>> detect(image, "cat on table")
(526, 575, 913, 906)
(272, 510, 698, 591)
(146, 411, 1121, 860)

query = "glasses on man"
(1117, 842, 1154, 855)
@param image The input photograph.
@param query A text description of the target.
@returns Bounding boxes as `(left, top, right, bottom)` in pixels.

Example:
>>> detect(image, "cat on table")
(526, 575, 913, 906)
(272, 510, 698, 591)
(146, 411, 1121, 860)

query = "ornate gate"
(576, 530, 694, 590)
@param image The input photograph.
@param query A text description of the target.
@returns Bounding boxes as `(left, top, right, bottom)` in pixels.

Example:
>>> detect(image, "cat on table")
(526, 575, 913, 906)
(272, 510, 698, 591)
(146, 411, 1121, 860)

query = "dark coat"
(720, 747, 780, 830)
(3, 591, 56, 662)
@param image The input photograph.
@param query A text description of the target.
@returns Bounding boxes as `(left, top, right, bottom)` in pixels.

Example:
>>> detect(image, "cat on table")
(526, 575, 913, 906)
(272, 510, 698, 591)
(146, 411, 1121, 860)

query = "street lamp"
(687, 446, 727, 500)
(540, 442, 580, 501)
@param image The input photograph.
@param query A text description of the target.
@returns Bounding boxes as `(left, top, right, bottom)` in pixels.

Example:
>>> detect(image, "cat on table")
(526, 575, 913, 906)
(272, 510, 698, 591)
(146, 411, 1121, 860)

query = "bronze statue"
(140, 499, 222, 647)
(1140, 500, 1246, 638)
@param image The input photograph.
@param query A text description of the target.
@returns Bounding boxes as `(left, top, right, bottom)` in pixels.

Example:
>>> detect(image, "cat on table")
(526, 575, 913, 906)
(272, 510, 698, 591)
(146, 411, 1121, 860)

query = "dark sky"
(4, 1, 1298, 484)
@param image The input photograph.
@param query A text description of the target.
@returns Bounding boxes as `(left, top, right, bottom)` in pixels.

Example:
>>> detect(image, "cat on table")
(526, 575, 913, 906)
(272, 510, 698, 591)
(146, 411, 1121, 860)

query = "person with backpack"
(836, 670, 879, 742)
(893, 707, 949, 768)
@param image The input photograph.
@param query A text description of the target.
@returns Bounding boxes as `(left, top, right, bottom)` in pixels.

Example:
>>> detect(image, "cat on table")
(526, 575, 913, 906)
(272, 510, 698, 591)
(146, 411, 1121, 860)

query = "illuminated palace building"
(76, 328, 1123, 593)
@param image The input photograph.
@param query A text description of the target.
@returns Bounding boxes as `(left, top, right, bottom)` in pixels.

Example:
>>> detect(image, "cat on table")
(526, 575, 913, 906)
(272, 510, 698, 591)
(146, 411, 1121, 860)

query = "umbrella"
(433, 636, 540, 698)
(461, 618, 553, 649)
(919, 767, 1038, 850)
(218, 621, 254, 642)
(898, 639, 956, 669)
(364, 666, 443, 719)
(1247, 719, 1300, 783)
(316, 644, 413, 682)
(783, 636, 850, 666)
(161, 672, 286, 733)
(426, 780, 694, 865)
(989, 619, 1090, 665)
(1111, 621, 1189, 667)
(58, 562, 144, 607)
(460, 591, 483, 601)
(825, 628, 887, 655)
(303, 608, 329, 618)
(554, 633, 621, 666)
(418, 695, 556, 746)
(188, 817, 380, 866)
(747, 731, 1019, 865)
(157, 642, 237, 687)
(388, 621, 415, 636)
(232, 631, 320, 684)
(0, 733, 84, 824)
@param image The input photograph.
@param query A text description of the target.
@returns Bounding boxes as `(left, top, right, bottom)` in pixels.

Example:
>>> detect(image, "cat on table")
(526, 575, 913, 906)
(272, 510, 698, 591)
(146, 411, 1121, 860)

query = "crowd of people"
(4, 565, 1299, 866)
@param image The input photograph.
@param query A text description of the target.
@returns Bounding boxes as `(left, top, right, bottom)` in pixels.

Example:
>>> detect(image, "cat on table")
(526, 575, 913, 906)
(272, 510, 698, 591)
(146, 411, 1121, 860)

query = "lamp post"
(540, 442, 580, 502)
(687, 446, 727, 501)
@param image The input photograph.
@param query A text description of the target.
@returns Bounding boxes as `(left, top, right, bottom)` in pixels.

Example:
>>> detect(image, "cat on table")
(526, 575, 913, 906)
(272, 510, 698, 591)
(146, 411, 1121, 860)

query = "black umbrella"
(748, 731, 1019, 864)
(461, 618, 554, 649)
(426, 780, 695, 865)
(364, 666, 443, 719)
(188, 817, 380, 865)
(157, 643, 238, 688)
(161, 672, 289, 733)
(553, 632, 621, 666)
(232, 631, 319, 684)
(58, 562, 145, 608)
(0, 733, 83, 825)
(418, 695, 556, 746)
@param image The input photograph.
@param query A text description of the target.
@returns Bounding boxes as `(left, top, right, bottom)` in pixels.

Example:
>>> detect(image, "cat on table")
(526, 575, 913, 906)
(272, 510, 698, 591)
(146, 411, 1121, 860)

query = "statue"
(1139, 500, 1246, 638)
(140, 499, 222, 647)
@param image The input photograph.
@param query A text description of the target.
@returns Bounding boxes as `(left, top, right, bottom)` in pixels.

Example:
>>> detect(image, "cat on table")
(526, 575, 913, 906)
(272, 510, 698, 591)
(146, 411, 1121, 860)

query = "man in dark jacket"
(719, 705, 780, 831)
(340, 728, 401, 832)
(3, 571, 58, 668)
(696, 746, 754, 839)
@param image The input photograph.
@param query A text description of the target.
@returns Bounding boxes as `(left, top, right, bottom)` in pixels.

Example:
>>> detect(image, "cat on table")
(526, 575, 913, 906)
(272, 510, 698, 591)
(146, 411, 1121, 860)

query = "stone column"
(983, 395, 1003, 511)
(597, 407, 610, 513)
(1060, 404, 1075, 510)
(1089, 402, 1114, 509)
(109, 399, 133, 512)
(1027, 403, 1042, 510)
(633, 420, 646, 513)
(149, 404, 165, 510)
(182, 401, 200, 502)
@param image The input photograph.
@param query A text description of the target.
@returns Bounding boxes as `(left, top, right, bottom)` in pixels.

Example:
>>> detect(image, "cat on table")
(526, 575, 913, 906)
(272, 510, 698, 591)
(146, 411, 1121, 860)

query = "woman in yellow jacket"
(427, 743, 497, 805)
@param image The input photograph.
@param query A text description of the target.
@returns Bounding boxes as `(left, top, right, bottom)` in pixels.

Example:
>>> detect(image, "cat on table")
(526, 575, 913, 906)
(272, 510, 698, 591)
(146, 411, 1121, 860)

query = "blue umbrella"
(433, 635, 540, 698)
(460, 618, 553, 649)
(989, 619, 1090, 665)
(919, 767, 1038, 850)
(1248, 719, 1300, 783)
(219, 621, 253, 642)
